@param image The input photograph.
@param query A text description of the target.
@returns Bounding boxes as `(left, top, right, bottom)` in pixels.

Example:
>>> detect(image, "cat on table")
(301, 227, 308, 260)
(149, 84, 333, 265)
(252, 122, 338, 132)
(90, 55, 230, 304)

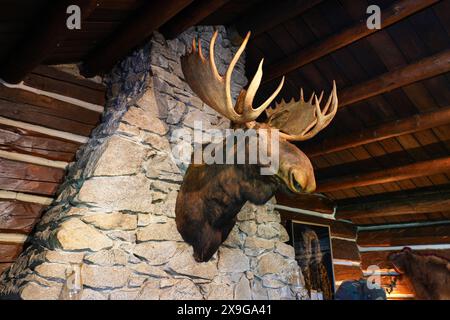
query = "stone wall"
(0, 26, 306, 300)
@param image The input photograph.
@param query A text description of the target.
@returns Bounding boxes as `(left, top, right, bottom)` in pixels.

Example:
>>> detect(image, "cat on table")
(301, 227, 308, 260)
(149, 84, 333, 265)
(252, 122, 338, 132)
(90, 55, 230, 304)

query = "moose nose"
(291, 170, 316, 193)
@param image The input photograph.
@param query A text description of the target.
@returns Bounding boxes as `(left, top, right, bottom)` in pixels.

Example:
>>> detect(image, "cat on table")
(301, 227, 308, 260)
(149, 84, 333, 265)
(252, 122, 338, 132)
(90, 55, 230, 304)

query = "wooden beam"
(338, 49, 450, 107)
(275, 191, 335, 214)
(0, 190, 53, 205)
(0, 0, 99, 84)
(358, 224, 450, 247)
(234, 0, 323, 39)
(0, 243, 24, 261)
(305, 106, 450, 157)
(81, 0, 193, 77)
(161, 0, 231, 39)
(317, 156, 450, 193)
(263, 0, 439, 83)
(337, 186, 450, 220)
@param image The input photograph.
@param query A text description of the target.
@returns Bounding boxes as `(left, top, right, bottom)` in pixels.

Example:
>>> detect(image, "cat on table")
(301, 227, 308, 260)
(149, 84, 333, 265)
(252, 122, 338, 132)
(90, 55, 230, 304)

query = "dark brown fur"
(176, 163, 280, 262)
(389, 247, 450, 300)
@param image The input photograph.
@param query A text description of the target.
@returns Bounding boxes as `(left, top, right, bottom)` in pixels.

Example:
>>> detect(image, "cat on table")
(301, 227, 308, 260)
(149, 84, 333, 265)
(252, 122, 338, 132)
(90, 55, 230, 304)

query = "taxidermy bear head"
(175, 31, 338, 262)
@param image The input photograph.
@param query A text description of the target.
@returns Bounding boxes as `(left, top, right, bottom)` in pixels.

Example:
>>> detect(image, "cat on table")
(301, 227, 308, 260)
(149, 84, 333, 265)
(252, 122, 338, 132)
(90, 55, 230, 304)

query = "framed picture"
(287, 220, 335, 300)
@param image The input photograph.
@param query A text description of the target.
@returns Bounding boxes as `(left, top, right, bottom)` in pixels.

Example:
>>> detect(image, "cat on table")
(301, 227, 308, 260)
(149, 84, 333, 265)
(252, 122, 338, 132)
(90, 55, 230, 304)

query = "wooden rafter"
(317, 156, 450, 193)
(305, 106, 450, 157)
(338, 49, 450, 107)
(81, 0, 193, 77)
(262, 0, 439, 83)
(234, 0, 323, 39)
(0, 0, 99, 84)
(336, 185, 450, 220)
(161, 0, 231, 39)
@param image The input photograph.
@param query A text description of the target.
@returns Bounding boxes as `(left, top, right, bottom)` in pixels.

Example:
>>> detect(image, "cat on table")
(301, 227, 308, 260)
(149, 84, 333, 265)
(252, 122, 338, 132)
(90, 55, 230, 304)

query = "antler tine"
(270, 81, 338, 142)
(181, 30, 285, 124)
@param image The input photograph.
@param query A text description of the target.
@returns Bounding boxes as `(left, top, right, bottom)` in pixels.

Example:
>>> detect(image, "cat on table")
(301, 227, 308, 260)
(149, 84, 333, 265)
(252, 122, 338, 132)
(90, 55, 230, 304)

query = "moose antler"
(181, 31, 285, 124)
(266, 81, 338, 141)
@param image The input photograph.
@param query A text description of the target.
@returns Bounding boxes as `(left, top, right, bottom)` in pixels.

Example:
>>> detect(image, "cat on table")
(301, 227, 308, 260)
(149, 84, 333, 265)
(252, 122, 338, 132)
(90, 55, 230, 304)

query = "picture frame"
(287, 219, 336, 300)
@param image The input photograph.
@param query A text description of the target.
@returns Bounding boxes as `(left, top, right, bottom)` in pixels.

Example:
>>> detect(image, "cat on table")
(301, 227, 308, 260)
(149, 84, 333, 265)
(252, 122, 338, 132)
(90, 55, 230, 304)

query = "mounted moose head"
(175, 31, 338, 262)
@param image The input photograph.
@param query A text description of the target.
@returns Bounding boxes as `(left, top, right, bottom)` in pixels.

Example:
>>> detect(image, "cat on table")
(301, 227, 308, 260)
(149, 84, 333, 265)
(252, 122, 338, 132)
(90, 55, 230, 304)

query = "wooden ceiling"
(0, 0, 449, 228)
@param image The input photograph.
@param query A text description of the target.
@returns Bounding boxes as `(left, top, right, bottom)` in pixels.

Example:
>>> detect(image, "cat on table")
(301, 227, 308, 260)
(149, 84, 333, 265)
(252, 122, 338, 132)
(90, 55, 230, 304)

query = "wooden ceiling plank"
(263, 0, 439, 83)
(234, 0, 323, 39)
(81, 0, 193, 76)
(338, 49, 450, 108)
(317, 156, 450, 193)
(161, 0, 231, 39)
(0, 0, 99, 84)
(305, 106, 450, 157)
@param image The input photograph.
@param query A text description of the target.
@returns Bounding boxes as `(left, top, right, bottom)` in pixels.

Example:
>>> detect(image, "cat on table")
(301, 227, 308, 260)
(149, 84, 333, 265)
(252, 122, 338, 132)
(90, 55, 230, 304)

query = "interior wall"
(0, 26, 306, 300)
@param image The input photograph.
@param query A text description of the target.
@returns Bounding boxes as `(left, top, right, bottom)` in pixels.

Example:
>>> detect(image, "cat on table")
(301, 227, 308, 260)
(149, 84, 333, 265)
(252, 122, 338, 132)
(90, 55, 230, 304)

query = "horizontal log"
(0, 84, 101, 125)
(0, 123, 80, 162)
(275, 191, 334, 214)
(0, 190, 53, 205)
(339, 49, 450, 107)
(317, 156, 450, 193)
(358, 224, 450, 247)
(0, 116, 88, 144)
(263, 0, 439, 83)
(81, 0, 193, 76)
(161, 0, 231, 39)
(360, 249, 450, 270)
(0, 262, 12, 275)
(305, 107, 450, 157)
(235, 0, 323, 39)
(0, 158, 64, 183)
(0, 243, 24, 262)
(332, 238, 361, 262)
(24, 65, 106, 106)
(0, 200, 46, 233)
(0, 177, 59, 196)
(337, 185, 450, 220)
(30, 65, 105, 92)
(0, 99, 95, 136)
(333, 265, 363, 282)
(279, 209, 357, 240)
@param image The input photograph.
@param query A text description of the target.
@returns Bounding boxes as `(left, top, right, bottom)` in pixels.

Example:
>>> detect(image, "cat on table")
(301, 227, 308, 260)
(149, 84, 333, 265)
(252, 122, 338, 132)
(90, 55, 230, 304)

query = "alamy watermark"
(367, 5, 381, 30)
(170, 121, 280, 175)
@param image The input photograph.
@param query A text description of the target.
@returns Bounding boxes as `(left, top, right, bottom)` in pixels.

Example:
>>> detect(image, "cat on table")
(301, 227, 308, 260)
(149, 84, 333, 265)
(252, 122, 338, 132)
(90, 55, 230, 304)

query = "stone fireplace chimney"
(0, 26, 306, 300)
